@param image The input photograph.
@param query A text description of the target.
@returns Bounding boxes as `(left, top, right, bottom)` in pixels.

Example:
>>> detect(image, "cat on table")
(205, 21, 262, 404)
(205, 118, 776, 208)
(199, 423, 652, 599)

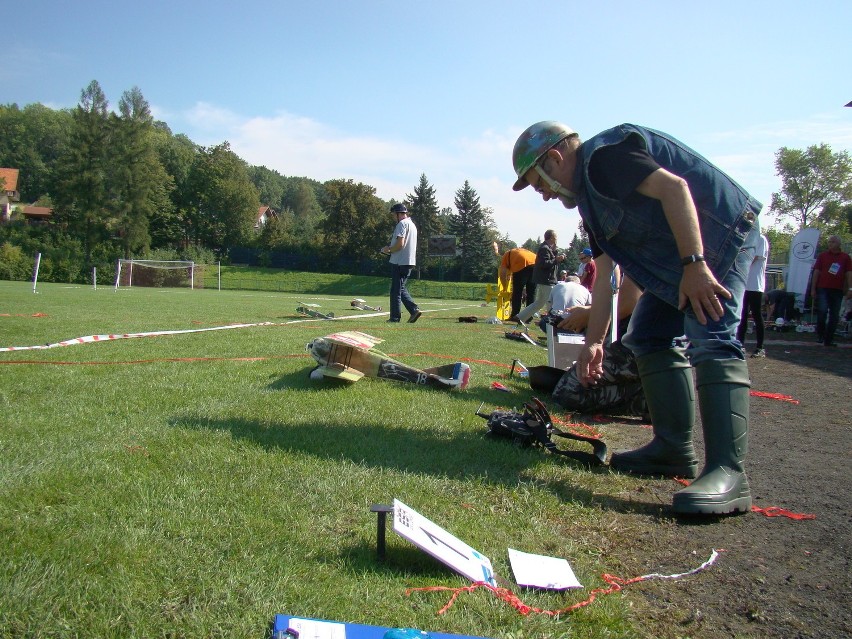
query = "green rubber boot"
(672, 359, 752, 515)
(609, 349, 699, 478)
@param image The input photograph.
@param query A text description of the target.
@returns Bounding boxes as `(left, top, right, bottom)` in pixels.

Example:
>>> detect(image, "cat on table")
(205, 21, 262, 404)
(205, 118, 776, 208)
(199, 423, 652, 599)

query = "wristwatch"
(680, 254, 705, 266)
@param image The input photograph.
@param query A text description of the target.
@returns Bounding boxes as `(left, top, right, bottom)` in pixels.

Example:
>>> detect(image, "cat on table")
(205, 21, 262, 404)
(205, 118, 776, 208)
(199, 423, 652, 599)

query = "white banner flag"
(786, 228, 820, 307)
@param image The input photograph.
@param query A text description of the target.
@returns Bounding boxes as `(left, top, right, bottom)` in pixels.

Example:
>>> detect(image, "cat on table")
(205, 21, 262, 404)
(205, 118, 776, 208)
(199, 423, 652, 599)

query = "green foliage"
(0, 242, 31, 280)
(770, 143, 852, 231)
(187, 142, 260, 252)
(562, 233, 586, 274)
(448, 181, 498, 282)
(109, 86, 176, 258)
(0, 102, 72, 202)
(53, 80, 113, 267)
(320, 179, 387, 267)
(248, 164, 286, 209)
(406, 173, 444, 277)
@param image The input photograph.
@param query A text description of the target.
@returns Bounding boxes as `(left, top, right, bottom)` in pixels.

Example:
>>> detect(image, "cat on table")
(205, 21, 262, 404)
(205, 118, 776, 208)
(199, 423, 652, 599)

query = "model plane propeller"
(296, 302, 335, 320)
(306, 331, 470, 390)
(350, 298, 383, 312)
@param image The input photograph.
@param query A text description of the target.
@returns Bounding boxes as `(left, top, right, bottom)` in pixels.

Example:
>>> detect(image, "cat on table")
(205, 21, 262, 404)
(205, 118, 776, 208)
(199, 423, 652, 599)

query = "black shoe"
(408, 310, 422, 323)
(387, 318, 400, 323)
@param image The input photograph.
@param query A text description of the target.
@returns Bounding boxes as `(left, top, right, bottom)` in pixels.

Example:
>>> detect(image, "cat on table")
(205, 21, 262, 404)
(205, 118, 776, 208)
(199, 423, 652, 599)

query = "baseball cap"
(581, 248, 592, 256)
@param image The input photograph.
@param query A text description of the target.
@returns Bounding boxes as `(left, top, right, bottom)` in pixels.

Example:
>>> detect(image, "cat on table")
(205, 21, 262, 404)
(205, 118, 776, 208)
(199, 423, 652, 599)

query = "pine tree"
(448, 180, 497, 281)
(54, 80, 112, 268)
(110, 86, 175, 258)
(405, 173, 443, 276)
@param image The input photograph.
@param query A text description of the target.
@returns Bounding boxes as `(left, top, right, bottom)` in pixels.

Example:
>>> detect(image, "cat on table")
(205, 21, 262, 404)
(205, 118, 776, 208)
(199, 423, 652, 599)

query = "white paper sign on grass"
(392, 499, 496, 586)
(508, 547, 583, 590)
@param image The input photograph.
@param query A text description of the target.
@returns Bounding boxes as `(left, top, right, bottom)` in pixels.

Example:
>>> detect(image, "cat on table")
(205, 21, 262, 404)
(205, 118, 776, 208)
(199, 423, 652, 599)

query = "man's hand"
(679, 261, 730, 324)
(557, 306, 590, 333)
(576, 342, 604, 387)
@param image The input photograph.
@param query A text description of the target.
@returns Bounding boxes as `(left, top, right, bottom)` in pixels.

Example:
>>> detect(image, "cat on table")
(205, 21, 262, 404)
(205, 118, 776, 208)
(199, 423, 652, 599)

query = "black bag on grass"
(475, 397, 607, 466)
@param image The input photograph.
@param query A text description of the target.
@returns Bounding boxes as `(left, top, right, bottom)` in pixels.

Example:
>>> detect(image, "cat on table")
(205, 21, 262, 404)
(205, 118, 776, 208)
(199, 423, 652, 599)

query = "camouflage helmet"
(512, 121, 576, 191)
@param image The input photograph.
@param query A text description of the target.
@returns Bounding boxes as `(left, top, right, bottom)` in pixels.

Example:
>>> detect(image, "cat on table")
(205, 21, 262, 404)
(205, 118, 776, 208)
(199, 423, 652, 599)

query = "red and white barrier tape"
(0, 322, 277, 352)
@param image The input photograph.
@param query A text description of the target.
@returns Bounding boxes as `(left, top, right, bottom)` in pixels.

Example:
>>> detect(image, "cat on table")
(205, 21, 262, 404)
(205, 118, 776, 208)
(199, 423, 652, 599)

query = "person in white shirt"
(736, 233, 769, 357)
(380, 203, 422, 323)
(538, 273, 592, 332)
(547, 273, 592, 317)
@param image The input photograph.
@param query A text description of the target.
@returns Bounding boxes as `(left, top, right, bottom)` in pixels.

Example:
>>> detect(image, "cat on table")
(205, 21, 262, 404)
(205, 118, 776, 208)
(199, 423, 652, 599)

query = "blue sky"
(4, 1, 851, 245)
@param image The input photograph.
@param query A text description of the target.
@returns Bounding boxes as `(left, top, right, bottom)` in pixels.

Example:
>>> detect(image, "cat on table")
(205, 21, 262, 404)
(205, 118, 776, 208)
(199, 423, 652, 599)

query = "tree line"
(2, 80, 849, 284)
(0, 81, 528, 284)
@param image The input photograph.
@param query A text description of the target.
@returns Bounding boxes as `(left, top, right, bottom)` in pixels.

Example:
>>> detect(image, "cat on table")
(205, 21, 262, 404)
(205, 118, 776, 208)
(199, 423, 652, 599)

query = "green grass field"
(1, 280, 645, 639)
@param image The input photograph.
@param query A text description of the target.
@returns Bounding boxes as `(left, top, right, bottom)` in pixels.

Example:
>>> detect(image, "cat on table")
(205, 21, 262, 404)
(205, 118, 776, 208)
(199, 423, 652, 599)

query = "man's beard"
(558, 193, 577, 209)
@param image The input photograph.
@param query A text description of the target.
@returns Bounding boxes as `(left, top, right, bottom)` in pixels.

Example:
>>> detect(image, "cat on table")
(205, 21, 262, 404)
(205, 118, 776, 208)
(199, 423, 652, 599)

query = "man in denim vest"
(512, 121, 761, 515)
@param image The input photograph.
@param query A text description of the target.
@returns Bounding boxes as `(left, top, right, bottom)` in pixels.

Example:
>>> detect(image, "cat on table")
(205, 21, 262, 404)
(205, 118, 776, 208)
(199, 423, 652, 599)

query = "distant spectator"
(736, 233, 769, 357)
(811, 235, 852, 346)
(579, 248, 596, 291)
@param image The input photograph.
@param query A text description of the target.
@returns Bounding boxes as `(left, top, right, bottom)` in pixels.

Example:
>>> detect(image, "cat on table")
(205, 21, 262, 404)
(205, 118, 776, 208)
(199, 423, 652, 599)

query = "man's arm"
(499, 265, 510, 288)
(383, 225, 407, 254)
(635, 168, 730, 324)
(574, 254, 615, 385)
(810, 268, 820, 298)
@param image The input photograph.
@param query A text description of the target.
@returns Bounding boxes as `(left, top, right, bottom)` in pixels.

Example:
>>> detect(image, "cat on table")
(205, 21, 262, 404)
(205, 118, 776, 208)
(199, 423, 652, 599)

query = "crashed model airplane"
(296, 302, 335, 320)
(306, 331, 470, 390)
(350, 298, 383, 312)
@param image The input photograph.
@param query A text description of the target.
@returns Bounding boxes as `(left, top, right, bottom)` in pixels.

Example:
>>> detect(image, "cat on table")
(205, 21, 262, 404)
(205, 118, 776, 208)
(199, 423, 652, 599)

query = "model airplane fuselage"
(350, 298, 383, 312)
(296, 302, 335, 319)
(306, 331, 470, 390)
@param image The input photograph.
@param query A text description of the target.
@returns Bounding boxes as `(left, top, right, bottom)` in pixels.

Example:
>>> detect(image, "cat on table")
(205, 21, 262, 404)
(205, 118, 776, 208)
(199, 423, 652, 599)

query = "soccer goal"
(114, 259, 199, 290)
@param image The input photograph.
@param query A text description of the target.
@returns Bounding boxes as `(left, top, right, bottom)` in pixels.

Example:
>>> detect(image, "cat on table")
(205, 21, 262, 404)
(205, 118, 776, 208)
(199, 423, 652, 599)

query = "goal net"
(114, 259, 201, 290)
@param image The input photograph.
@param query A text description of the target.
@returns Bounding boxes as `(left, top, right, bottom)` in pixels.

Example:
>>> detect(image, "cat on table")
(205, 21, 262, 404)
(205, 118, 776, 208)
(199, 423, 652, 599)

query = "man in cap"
(381, 203, 422, 323)
(512, 121, 761, 515)
(579, 247, 596, 291)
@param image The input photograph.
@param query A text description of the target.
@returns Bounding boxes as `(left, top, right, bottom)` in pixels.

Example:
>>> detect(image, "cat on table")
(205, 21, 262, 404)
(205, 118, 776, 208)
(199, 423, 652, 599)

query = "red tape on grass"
(750, 505, 816, 520)
(750, 390, 799, 404)
(407, 550, 722, 616)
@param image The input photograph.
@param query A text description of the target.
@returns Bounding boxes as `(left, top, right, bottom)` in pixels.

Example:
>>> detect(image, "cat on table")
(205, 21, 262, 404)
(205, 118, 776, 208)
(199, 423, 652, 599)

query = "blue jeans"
(389, 264, 418, 321)
(815, 287, 844, 344)
(623, 245, 753, 366)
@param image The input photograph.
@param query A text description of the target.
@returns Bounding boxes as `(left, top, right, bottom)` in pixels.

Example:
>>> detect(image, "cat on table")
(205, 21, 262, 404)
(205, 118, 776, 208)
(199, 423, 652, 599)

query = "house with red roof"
(255, 205, 278, 231)
(0, 168, 20, 222)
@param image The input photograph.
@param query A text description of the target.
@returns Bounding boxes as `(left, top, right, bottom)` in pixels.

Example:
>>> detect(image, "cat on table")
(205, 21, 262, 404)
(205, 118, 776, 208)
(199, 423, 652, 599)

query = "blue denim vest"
(573, 124, 761, 308)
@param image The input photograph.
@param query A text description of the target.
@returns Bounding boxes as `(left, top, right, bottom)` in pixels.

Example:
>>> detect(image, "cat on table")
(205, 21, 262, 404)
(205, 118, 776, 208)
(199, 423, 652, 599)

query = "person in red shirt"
(579, 248, 596, 291)
(810, 235, 852, 346)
